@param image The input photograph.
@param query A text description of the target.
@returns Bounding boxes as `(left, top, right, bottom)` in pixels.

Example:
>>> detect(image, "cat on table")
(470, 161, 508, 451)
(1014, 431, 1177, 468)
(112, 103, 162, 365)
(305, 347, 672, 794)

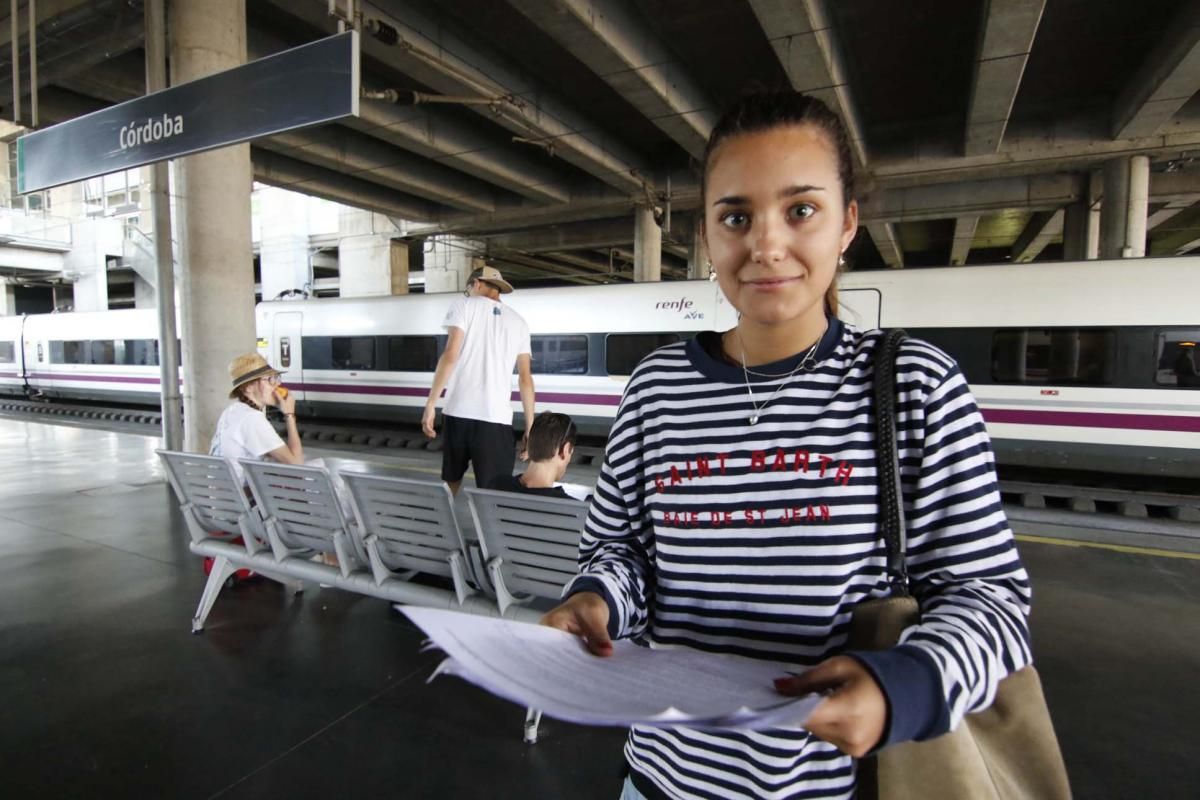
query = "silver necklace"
(735, 330, 823, 425)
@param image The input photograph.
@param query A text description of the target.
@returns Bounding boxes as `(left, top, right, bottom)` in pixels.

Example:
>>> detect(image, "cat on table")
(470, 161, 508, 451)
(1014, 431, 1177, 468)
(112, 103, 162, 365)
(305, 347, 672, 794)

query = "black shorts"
(440, 415, 516, 488)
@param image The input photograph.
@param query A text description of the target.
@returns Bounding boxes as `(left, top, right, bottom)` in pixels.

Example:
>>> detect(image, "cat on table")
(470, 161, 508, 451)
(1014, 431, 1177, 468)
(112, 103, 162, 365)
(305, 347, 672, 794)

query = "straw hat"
(474, 265, 514, 294)
(228, 352, 283, 398)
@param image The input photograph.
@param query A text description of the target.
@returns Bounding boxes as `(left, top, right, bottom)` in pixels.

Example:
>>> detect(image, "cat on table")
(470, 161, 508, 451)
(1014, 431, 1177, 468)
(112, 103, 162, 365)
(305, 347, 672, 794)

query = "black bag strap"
(873, 328, 910, 596)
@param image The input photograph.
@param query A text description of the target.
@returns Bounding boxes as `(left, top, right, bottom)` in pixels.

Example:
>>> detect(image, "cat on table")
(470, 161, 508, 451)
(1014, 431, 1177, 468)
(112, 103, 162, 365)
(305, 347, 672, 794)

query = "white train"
(2, 257, 1197, 478)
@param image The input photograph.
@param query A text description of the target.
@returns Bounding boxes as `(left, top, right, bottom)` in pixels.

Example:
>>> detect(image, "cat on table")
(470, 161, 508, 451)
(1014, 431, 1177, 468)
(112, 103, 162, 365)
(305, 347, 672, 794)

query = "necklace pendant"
(749, 414, 758, 425)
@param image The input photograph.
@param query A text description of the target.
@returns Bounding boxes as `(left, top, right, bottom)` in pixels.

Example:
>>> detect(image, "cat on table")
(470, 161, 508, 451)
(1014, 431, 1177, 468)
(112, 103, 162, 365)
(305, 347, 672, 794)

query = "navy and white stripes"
(566, 320, 1032, 800)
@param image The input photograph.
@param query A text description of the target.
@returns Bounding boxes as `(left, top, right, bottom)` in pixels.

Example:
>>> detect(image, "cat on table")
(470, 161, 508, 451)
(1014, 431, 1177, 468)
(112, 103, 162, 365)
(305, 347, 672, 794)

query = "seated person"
(488, 412, 581, 499)
(210, 352, 302, 485)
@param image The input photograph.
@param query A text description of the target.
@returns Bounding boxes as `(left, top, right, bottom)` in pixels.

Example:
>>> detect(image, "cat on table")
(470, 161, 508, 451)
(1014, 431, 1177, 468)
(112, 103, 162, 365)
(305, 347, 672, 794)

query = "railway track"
(3, 396, 1197, 551)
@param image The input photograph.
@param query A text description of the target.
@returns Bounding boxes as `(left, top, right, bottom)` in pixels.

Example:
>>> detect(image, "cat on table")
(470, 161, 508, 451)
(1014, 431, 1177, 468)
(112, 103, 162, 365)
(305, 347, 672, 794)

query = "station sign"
(16, 31, 359, 193)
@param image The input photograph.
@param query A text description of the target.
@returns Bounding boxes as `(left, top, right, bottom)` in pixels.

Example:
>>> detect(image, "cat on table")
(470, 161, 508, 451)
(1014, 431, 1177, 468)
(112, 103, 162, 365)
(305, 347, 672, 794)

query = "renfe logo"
(119, 114, 185, 151)
(655, 296, 704, 320)
(655, 297, 693, 311)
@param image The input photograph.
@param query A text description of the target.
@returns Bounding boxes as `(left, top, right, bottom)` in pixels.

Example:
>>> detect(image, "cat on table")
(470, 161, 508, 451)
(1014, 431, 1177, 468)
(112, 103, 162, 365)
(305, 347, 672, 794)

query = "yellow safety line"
(1016, 533, 1200, 561)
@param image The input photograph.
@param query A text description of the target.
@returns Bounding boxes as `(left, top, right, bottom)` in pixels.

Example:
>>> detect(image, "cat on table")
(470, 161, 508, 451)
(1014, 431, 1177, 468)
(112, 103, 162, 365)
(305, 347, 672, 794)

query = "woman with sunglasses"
(210, 352, 304, 485)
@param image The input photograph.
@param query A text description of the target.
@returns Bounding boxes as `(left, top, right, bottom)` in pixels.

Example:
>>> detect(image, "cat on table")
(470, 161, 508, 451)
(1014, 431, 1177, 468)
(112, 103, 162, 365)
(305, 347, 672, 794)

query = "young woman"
(210, 352, 303, 484)
(541, 92, 1032, 800)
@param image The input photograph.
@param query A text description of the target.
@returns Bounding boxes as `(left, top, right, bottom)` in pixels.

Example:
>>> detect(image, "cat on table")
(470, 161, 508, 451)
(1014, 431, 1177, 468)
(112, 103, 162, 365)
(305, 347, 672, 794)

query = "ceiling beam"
(246, 30, 573, 206)
(260, 127, 498, 213)
(1175, 236, 1200, 254)
(964, 0, 1046, 156)
(866, 223, 904, 268)
(507, 0, 717, 159)
(485, 216, 634, 253)
(1149, 201, 1200, 254)
(1112, 2, 1200, 139)
(748, 0, 868, 168)
(859, 173, 1079, 223)
(250, 148, 441, 222)
(0, 23, 144, 112)
(870, 112, 1200, 190)
(1148, 197, 1200, 230)
(270, 0, 647, 195)
(950, 216, 980, 265)
(1011, 208, 1063, 262)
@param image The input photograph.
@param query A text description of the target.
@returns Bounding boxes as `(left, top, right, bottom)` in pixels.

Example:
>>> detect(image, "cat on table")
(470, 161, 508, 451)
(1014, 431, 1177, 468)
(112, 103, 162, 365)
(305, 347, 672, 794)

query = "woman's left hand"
(774, 656, 887, 758)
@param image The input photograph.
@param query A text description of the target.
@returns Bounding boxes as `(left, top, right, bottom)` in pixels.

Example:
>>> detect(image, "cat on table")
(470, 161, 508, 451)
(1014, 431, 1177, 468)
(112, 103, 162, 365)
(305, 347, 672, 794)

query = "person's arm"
(779, 348, 1032, 755)
(541, 370, 654, 653)
(516, 352, 535, 458)
(266, 391, 303, 464)
(422, 326, 465, 438)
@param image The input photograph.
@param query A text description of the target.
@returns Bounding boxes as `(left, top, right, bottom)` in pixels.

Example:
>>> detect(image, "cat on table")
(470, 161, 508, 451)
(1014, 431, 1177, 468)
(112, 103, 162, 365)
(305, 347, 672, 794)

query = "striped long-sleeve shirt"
(565, 319, 1032, 800)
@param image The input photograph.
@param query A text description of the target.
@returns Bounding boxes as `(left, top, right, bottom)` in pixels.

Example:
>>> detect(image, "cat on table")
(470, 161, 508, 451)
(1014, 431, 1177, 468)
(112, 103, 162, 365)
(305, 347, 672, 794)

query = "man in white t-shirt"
(422, 266, 535, 495)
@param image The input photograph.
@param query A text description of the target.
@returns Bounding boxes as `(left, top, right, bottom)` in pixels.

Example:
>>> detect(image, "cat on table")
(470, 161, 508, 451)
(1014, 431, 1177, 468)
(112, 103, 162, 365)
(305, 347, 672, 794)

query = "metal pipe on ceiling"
(10, 0, 20, 123)
(28, 0, 37, 127)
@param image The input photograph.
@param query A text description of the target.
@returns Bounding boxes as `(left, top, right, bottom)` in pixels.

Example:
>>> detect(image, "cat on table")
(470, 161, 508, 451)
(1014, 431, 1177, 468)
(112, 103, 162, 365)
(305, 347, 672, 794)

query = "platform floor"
(1, 417, 1198, 798)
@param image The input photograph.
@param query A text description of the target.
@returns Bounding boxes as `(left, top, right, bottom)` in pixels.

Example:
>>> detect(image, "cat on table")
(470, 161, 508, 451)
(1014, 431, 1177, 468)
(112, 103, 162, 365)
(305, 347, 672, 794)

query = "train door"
(272, 312, 303, 401)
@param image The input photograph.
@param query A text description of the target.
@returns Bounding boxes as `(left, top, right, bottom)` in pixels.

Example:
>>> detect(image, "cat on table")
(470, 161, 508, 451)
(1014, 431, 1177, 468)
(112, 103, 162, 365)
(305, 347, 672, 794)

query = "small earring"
(708, 269, 717, 283)
(838, 253, 846, 267)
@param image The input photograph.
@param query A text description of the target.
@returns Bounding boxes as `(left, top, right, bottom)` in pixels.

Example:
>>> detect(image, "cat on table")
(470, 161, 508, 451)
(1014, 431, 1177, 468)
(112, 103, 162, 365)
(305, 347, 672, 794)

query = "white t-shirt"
(441, 295, 532, 425)
(209, 402, 286, 484)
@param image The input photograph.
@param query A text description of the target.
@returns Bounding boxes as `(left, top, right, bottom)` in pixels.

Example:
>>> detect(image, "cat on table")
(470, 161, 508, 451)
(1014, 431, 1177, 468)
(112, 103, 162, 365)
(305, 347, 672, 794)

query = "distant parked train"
(1, 257, 1197, 477)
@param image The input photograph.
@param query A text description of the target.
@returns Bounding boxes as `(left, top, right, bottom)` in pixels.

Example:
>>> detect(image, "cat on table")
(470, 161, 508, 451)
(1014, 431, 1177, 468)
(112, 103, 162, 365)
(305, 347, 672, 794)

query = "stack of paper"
(403, 607, 821, 730)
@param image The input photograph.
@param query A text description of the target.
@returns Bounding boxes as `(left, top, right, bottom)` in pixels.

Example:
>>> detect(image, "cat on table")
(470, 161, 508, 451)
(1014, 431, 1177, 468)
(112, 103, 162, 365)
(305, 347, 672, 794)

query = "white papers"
(403, 606, 821, 730)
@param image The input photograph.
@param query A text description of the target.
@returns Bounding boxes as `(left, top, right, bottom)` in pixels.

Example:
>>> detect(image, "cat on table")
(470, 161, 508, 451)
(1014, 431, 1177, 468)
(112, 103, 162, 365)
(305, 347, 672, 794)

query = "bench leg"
(523, 707, 542, 744)
(193, 555, 234, 633)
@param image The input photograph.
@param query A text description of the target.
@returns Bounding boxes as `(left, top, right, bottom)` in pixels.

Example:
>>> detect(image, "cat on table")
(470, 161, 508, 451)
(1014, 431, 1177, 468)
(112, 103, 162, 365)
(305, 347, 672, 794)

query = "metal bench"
(465, 487, 590, 743)
(340, 471, 478, 605)
(240, 459, 500, 615)
(157, 450, 303, 633)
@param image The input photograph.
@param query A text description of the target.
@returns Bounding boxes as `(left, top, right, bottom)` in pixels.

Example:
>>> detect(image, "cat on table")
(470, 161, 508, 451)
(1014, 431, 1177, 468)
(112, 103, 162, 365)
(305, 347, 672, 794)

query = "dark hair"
(526, 412, 577, 461)
(700, 91, 855, 315)
(702, 90, 855, 207)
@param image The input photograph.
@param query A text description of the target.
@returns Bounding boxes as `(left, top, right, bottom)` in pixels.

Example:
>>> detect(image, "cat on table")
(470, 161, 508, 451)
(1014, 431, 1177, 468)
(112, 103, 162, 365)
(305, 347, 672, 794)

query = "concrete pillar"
(390, 240, 409, 295)
(634, 206, 661, 282)
(687, 215, 709, 280)
(339, 235, 410, 296)
(1063, 188, 1100, 261)
(169, 0, 255, 452)
(1100, 155, 1150, 259)
(0, 282, 15, 315)
(259, 187, 311, 300)
(423, 235, 477, 293)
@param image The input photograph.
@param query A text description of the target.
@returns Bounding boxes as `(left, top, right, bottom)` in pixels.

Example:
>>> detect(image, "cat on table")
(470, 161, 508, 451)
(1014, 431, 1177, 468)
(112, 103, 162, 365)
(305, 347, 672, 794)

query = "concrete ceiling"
(2, 0, 1200, 286)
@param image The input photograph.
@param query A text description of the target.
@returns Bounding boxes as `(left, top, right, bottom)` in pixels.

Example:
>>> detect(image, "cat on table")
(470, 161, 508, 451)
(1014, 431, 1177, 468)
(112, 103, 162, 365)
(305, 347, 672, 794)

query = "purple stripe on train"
(25, 372, 160, 385)
(297, 382, 622, 406)
(9, 373, 1199, 434)
(982, 408, 1200, 434)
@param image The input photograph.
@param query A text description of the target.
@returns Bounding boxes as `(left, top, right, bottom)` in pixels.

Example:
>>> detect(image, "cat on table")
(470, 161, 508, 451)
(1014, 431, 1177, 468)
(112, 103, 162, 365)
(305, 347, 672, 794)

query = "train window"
(387, 336, 438, 372)
(1155, 330, 1200, 388)
(991, 328, 1115, 385)
(122, 339, 159, 366)
(330, 336, 376, 371)
(606, 333, 681, 376)
(0, 342, 13, 363)
(530, 335, 589, 375)
(54, 341, 88, 364)
(90, 340, 116, 365)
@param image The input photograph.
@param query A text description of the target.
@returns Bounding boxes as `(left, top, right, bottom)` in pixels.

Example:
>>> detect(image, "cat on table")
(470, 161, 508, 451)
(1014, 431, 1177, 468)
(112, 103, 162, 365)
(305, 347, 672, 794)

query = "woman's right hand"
(278, 390, 296, 416)
(540, 591, 612, 656)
